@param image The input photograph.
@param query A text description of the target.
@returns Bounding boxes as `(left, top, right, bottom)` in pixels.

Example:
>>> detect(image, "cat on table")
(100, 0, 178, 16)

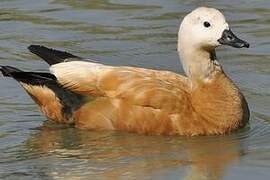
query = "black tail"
(0, 66, 22, 76)
(1, 65, 56, 85)
(28, 45, 81, 66)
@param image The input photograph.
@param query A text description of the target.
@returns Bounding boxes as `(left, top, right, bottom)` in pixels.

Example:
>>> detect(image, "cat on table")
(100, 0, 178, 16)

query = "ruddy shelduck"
(1, 7, 250, 136)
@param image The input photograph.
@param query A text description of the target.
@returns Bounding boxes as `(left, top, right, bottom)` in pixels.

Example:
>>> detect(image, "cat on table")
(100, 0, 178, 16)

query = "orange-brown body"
(20, 64, 249, 136)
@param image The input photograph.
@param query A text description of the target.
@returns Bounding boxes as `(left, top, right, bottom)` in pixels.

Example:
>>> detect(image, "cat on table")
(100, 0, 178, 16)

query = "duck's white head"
(178, 7, 249, 51)
(177, 7, 249, 81)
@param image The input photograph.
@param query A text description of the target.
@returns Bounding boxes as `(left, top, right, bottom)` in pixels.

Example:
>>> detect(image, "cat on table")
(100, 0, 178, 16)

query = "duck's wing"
(50, 61, 190, 112)
(27, 45, 192, 134)
(27, 45, 190, 112)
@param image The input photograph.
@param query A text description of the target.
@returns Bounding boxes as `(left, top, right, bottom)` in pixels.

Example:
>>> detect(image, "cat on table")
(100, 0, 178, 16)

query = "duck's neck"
(178, 46, 249, 133)
(178, 46, 221, 86)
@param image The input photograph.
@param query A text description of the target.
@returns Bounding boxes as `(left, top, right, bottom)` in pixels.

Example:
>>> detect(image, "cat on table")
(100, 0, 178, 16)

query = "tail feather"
(1, 66, 56, 85)
(1, 66, 23, 76)
(1, 66, 86, 124)
(28, 45, 81, 65)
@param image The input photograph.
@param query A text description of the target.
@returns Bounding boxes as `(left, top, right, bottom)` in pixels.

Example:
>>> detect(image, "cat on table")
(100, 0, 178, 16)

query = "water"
(0, 0, 270, 179)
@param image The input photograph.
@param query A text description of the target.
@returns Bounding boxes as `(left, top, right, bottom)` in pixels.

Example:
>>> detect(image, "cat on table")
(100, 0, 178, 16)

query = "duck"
(0, 7, 250, 136)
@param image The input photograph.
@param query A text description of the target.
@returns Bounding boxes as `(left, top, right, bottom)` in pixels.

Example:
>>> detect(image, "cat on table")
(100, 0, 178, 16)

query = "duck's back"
(49, 61, 193, 134)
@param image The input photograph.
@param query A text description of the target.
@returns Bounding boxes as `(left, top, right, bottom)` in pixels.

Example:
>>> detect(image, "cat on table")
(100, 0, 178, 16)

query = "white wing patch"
(49, 61, 112, 95)
(50, 61, 108, 77)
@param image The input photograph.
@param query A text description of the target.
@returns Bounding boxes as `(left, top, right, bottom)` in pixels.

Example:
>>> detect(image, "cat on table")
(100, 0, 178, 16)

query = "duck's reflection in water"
(25, 123, 243, 180)
(183, 137, 241, 180)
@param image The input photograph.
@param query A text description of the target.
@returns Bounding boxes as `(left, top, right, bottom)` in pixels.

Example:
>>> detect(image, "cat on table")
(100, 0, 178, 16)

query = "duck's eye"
(203, 21, 211, 28)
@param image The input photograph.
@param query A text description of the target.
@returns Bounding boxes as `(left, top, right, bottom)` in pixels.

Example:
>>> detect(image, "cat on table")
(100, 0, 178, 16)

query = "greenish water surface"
(0, 0, 270, 179)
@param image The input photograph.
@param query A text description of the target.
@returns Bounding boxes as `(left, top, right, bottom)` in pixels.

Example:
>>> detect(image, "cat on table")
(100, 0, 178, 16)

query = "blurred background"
(0, 0, 270, 179)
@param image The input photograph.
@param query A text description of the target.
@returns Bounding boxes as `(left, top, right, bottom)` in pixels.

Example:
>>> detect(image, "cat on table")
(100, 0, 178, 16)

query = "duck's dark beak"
(218, 29, 249, 48)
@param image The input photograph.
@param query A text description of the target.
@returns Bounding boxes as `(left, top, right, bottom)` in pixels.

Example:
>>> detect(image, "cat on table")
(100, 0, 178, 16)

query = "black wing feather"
(1, 65, 56, 85)
(28, 45, 80, 65)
